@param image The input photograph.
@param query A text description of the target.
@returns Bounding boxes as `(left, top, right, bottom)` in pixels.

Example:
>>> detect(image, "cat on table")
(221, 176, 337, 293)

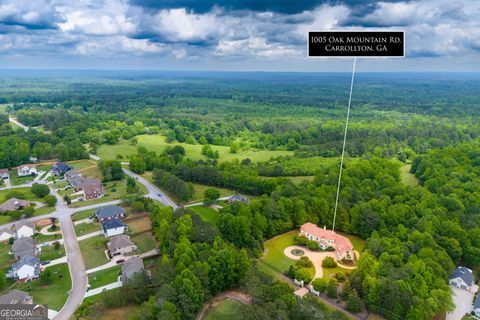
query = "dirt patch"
(35, 219, 55, 227)
(126, 215, 152, 234)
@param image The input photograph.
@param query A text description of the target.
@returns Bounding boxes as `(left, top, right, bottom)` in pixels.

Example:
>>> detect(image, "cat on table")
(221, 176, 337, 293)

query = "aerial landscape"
(0, 1, 478, 320)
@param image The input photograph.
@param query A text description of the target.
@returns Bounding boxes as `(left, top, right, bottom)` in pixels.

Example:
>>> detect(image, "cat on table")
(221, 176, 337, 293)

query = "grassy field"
(260, 231, 297, 275)
(130, 232, 157, 253)
(97, 134, 293, 163)
(190, 183, 235, 202)
(70, 160, 98, 170)
(79, 236, 109, 269)
(400, 164, 420, 187)
(188, 205, 219, 225)
(72, 208, 96, 221)
(204, 299, 244, 320)
(9, 171, 34, 186)
(39, 243, 65, 261)
(75, 221, 101, 236)
(34, 233, 62, 244)
(0, 187, 43, 203)
(0, 242, 14, 272)
(88, 266, 121, 289)
(260, 175, 316, 184)
(15, 263, 71, 310)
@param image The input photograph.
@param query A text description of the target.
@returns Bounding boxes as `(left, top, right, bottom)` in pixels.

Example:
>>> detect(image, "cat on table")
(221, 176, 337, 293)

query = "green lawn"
(400, 164, 419, 187)
(0, 187, 44, 203)
(69, 160, 97, 170)
(9, 171, 34, 186)
(322, 265, 352, 280)
(188, 205, 219, 225)
(97, 134, 293, 163)
(204, 299, 244, 320)
(88, 266, 121, 289)
(34, 206, 56, 216)
(259, 231, 297, 275)
(79, 236, 109, 269)
(34, 233, 62, 244)
(190, 183, 235, 202)
(39, 243, 65, 261)
(75, 221, 101, 236)
(0, 216, 11, 225)
(14, 263, 71, 310)
(130, 232, 157, 253)
(72, 208, 96, 221)
(0, 242, 14, 272)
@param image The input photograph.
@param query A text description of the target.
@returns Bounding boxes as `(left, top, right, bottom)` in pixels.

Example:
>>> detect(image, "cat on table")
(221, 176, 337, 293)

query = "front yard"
(72, 209, 96, 221)
(79, 236, 109, 270)
(39, 243, 65, 261)
(88, 266, 121, 289)
(14, 263, 71, 310)
(75, 221, 101, 237)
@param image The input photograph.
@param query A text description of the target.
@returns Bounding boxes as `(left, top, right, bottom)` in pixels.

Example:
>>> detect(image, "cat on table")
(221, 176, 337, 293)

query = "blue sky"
(0, 0, 478, 71)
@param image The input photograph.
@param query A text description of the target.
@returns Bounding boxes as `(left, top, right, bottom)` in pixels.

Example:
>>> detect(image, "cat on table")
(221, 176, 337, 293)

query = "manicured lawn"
(34, 233, 62, 244)
(190, 183, 235, 202)
(259, 231, 297, 275)
(188, 205, 219, 225)
(204, 299, 244, 320)
(0, 187, 43, 203)
(15, 263, 71, 310)
(0, 242, 14, 272)
(39, 243, 65, 261)
(400, 164, 419, 187)
(75, 221, 101, 236)
(72, 208, 96, 221)
(79, 236, 109, 270)
(9, 172, 34, 186)
(125, 215, 152, 234)
(88, 266, 121, 289)
(130, 232, 156, 253)
(322, 265, 352, 280)
(0, 216, 11, 225)
(69, 160, 97, 170)
(97, 134, 293, 163)
(34, 206, 56, 216)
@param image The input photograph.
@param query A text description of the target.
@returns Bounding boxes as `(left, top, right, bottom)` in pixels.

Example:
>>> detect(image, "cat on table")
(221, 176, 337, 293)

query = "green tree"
(31, 183, 50, 198)
(203, 188, 220, 205)
(126, 176, 139, 194)
(44, 195, 57, 206)
(327, 278, 338, 298)
(346, 289, 362, 313)
(129, 155, 146, 174)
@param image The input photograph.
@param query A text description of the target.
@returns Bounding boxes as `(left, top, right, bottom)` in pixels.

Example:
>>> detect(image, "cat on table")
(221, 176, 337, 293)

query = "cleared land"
(79, 236, 109, 269)
(88, 266, 121, 289)
(189, 205, 219, 225)
(15, 263, 71, 310)
(97, 134, 293, 163)
(203, 299, 244, 320)
(400, 164, 420, 187)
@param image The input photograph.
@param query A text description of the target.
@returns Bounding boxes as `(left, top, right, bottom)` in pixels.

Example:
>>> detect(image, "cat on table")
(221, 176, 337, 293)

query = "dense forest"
(0, 72, 479, 319)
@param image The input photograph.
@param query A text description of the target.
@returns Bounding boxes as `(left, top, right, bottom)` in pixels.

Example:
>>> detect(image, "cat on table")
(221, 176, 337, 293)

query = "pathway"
(9, 116, 29, 131)
(86, 255, 125, 274)
(84, 280, 122, 298)
(42, 256, 68, 269)
(39, 225, 62, 235)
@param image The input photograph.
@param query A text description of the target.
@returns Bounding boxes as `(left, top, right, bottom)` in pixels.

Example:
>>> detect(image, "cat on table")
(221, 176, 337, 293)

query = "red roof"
(300, 222, 353, 256)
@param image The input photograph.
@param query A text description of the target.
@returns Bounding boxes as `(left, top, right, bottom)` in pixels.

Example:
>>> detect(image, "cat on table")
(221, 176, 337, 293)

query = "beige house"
(0, 198, 31, 213)
(107, 235, 137, 256)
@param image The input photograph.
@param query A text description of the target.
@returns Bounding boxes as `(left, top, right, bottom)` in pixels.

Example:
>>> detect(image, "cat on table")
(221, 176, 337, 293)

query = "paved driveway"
(447, 286, 474, 320)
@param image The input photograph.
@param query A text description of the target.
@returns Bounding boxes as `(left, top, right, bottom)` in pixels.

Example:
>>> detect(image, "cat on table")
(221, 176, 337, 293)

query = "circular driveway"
(284, 245, 337, 279)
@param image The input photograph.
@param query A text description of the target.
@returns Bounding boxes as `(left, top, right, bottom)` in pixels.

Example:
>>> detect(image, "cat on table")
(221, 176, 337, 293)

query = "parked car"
(116, 259, 125, 264)
(41, 260, 51, 265)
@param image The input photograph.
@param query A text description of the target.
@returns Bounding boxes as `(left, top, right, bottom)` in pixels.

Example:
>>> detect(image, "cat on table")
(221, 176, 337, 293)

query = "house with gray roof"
(12, 255, 40, 281)
(12, 237, 37, 260)
(107, 235, 137, 256)
(14, 221, 36, 238)
(0, 198, 31, 213)
(102, 219, 127, 237)
(121, 257, 145, 285)
(227, 194, 250, 204)
(95, 205, 126, 222)
(52, 161, 72, 176)
(449, 266, 474, 291)
(64, 170, 81, 180)
(0, 290, 32, 304)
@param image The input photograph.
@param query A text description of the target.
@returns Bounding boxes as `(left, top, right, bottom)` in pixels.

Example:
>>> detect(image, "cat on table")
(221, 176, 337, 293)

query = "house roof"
(108, 235, 134, 251)
(121, 257, 144, 280)
(300, 222, 353, 256)
(0, 169, 9, 174)
(65, 170, 81, 179)
(17, 164, 36, 170)
(13, 255, 40, 271)
(0, 227, 12, 235)
(96, 205, 126, 220)
(15, 220, 35, 231)
(228, 195, 250, 203)
(83, 180, 104, 195)
(0, 290, 31, 304)
(449, 267, 473, 286)
(474, 294, 480, 310)
(0, 198, 31, 212)
(12, 237, 36, 252)
(53, 161, 71, 173)
(102, 219, 126, 231)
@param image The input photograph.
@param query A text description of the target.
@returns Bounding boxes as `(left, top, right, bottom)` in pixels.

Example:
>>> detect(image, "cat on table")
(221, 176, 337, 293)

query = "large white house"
(102, 219, 127, 237)
(448, 266, 474, 292)
(14, 221, 35, 239)
(17, 164, 37, 177)
(11, 255, 40, 282)
(0, 228, 13, 242)
(300, 222, 354, 260)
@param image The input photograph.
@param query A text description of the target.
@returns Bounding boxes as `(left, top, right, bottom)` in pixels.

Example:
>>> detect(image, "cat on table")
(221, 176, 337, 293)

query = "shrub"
(307, 240, 319, 251)
(322, 256, 338, 268)
(294, 235, 308, 246)
(132, 201, 145, 212)
(335, 272, 347, 282)
(6, 190, 25, 199)
(297, 256, 313, 268)
(311, 278, 327, 293)
(44, 195, 57, 206)
(327, 278, 338, 298)
(21, 206, 34, 218)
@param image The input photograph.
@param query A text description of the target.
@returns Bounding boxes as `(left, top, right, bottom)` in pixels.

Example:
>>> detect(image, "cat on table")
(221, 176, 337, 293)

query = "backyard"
(88, 265, 121, 290)
(79, 236, 109, 269)
(14, 263, 71, 310)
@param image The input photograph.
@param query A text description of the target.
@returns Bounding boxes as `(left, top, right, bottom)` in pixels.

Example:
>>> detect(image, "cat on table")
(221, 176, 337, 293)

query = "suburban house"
(12, 237, 37, 260)
(107, 235, 137, 256)
(69, 175, 86, 191)
(227, 195, 250, 204)
(14, 221, 36, 238)
(299, 222, 354, 260)
(0, 290, 33, 304)
(82, 179, 105, 200)
(120, 257, 145, 285)
(17, 164, 37, 177)
(449, 266, 474, 291)
(0, 169, 9, 179)
(0, 198, 31, 213)
(474, 294, 480, 317)
(95, 205, 127, 222)
(0, 227, 13, 242)
(102, 219, 127, 237)
(64, 170, 81, 180)
(11, 255, 41, 282)
(52, 161, 72, 175)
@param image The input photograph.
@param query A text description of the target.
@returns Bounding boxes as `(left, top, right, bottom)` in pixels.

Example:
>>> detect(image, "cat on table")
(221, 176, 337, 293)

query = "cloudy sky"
(0, 0, 478, 71)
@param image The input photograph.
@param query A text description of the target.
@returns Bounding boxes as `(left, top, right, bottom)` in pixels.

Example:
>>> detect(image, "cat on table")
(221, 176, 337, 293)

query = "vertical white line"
(332, 57, 356, 233)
